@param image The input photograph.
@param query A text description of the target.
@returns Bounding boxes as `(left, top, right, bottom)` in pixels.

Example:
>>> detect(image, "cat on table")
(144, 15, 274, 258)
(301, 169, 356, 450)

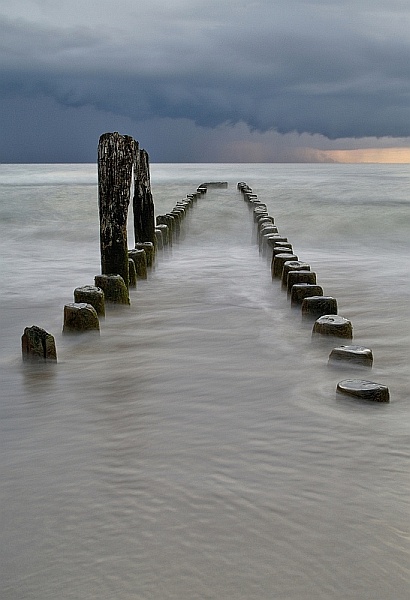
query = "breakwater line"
(21, 137, 390, 403)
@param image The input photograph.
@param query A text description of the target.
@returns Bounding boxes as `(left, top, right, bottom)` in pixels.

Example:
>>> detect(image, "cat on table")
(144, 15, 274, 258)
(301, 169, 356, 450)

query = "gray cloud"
(1, 0, 410, 161)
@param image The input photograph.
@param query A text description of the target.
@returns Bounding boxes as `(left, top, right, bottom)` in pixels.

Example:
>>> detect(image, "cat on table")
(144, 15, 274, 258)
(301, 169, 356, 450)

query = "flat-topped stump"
(94, 274, 130, 305)
(329, 345, 373, 368)
(74, 285, 105, 316)
(337, 379, 389, 402)
(313, 315, 353, 339)
(63, 303, 100, 334)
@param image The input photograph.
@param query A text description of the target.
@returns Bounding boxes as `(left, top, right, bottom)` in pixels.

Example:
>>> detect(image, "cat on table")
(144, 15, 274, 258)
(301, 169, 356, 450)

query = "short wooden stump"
(329, 345, 373, 368)
(336, 379, 389, 402)
(302, 296, 338, 318)
(154, 228, 164, 250)
(94, 274, 130, 305)
(128, 248, 148, 279)
(128, 259, 137, 288)
(272, 253, 298, 278)
(282, 261, 311, 286)
(74, 285, 105, 316)
(312, 315, 353, 339)
(156, 224, 169, 246)
(63, 303, 100, 334)
(287, 271, 317, 294)
(291, 283, 323, 305)
(22, 325, 57, 362)
(135, 242, 155, 274)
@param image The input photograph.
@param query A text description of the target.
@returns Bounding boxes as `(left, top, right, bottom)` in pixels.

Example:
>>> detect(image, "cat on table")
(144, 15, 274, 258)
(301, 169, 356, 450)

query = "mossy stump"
(94, 274, 130, 305)
(329, 345, 373, 368)
(336, 379, 389, 403)
(22, 325, 57, 363)
(63, 303, 100, 335)
(74, 285, 105, 317)
(312, 315, 353, 339)
(129, 248, 148, 279)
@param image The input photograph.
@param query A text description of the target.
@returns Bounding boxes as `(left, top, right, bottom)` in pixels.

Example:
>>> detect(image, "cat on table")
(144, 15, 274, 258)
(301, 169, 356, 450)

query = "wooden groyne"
(238, 181, 389, 402)
(20, 135, 389, 402)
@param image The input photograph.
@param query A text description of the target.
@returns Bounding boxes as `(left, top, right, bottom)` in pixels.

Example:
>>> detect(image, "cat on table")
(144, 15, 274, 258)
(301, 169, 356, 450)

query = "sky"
(1, 0, 410, 163)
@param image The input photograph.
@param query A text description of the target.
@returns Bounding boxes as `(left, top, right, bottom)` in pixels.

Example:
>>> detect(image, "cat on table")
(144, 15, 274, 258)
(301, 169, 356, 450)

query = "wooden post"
(98, 132, 136, 288)
(133, 148, 155, 245)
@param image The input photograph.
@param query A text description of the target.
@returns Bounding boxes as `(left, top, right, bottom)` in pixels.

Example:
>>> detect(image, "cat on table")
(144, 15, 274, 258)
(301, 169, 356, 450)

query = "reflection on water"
(0, 164, 409, 599)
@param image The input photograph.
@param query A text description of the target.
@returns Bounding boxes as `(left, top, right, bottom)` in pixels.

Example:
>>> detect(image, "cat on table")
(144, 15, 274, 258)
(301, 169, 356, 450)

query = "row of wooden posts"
(20, 134, 390, 402)
(21, 132, 209, 364)
(237, 181, 390, 403)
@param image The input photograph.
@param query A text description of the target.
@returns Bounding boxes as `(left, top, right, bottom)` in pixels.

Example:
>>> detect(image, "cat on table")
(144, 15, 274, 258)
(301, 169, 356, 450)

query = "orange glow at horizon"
(323, 147, 410, 163)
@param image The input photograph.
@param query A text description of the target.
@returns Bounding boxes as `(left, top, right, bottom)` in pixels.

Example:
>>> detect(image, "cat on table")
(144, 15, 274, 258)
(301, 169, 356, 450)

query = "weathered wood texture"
(133, 149, 156, 245)
(98, 132, 137, 288)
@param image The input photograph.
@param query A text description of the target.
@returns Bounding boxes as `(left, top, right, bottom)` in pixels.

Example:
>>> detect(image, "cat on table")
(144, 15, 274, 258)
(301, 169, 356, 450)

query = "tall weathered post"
(133, 148, 155, 246)
(98, 132, 136, 288)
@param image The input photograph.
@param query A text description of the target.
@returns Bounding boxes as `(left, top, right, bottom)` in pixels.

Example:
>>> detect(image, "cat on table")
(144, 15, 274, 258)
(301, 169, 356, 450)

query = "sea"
(0, 162, 409, 599)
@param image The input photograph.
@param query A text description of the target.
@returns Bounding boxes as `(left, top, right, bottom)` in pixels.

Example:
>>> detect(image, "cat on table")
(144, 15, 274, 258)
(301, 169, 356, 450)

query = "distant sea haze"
(0, 163, 409, 600)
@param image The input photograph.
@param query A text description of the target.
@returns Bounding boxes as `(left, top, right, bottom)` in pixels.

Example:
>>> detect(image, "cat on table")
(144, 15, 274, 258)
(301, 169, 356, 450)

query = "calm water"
(0, 163, 409, 599)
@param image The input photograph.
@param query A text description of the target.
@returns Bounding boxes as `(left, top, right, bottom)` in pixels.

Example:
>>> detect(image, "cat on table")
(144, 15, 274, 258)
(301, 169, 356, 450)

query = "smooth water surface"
(0, 163, 409, 599)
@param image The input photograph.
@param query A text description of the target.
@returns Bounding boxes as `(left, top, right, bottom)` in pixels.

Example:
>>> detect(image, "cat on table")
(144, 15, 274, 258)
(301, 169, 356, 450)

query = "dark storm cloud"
(1, 0, 410, 161)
